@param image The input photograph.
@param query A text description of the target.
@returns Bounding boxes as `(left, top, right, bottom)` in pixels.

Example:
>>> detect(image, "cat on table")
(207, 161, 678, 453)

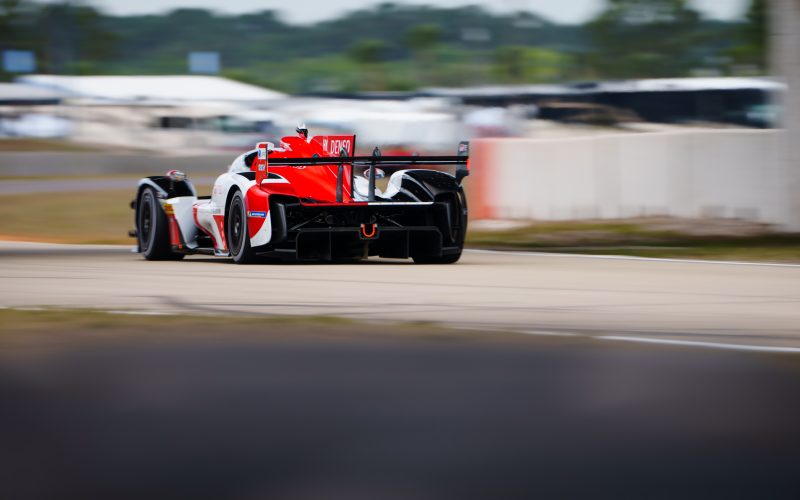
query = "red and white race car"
(131, 126, 469, 264)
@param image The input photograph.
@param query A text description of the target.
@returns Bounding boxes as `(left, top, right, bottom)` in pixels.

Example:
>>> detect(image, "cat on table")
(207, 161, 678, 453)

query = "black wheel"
(137, 187, 184, 261)
(227, 190, 258, 264)
(413, 188, 467, 265)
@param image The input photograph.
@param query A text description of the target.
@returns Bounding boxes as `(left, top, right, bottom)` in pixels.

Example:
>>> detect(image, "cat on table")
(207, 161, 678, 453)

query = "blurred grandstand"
(0, 74, 783, 152)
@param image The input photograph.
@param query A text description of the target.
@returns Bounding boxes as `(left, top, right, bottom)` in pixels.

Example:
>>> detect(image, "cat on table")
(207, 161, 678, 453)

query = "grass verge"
(0, 185, 211, 245)
(0, 189, 135, 244)
(0, 308, 351, 333)
(467, 219, 800, 262)
(0, 308, 486, 348)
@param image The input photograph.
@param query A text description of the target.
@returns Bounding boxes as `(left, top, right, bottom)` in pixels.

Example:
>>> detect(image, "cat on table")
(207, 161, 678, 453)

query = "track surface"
(3, 242, 800, 499)
(1, 241, 799, 348)
(2, 321, 799, 499)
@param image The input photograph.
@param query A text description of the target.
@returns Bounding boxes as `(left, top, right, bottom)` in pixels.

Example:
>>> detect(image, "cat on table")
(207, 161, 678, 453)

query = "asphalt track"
(2, 321, 800, 500)
(3, 242, 800, 499)
(1, 241, 799, 350)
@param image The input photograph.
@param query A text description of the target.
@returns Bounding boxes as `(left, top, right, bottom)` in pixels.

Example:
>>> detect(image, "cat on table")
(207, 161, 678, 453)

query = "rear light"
(255, 142, 270, 186)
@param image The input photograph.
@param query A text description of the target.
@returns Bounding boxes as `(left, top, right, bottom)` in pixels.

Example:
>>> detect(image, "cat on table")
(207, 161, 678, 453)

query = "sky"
(77, 0, 752, 24)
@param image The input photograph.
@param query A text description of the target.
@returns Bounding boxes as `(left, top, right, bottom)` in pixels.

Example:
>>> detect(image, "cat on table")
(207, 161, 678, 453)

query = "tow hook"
(360, 223, 377, 239)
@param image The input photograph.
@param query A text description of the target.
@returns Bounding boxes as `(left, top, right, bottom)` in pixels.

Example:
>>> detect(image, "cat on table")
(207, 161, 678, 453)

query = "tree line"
(0, 0, 766, 92)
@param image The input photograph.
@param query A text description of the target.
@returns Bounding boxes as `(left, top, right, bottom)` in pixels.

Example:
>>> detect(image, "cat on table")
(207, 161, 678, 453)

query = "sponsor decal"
(326, 139, 351, 156)
(311, 135, 354, 156)
(319, 136, 353, 156)
(247, 211, 267, 218)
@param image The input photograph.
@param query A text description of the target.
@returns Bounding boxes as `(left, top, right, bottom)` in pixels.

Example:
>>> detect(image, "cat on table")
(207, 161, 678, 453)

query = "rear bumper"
(257, 201, 461, 261)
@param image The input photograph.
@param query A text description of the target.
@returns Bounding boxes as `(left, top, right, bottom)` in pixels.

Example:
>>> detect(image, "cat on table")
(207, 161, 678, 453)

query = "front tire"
(137, 187, 184, 261)
(227, 190, 258, 264)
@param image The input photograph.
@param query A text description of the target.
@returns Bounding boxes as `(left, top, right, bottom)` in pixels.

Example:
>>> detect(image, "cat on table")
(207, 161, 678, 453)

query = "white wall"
(477, 130, 796, 228)
(770, 0, 800, 230)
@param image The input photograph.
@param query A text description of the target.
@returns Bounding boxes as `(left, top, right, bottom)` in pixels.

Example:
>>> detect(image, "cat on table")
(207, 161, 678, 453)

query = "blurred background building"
(1, 0, 797, 228)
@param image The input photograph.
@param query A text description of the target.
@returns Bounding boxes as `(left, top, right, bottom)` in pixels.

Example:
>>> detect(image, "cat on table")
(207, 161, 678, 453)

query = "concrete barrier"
(470, 130, 797, 229)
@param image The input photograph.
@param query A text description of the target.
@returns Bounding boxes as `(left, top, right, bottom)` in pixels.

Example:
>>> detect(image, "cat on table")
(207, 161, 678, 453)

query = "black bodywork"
(261, 170, 468, 261)
(246, 149, 470, 263)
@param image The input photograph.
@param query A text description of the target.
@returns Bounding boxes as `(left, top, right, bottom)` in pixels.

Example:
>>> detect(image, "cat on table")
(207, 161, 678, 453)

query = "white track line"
(522, 330, 580, 337)
(454, 325, 800, 354)
(597, 335, 800, 354)
(465, 249, 800, 269)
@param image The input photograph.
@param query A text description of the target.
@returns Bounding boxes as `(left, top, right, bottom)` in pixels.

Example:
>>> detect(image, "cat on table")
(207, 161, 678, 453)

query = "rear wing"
(254, 142, 470, 203)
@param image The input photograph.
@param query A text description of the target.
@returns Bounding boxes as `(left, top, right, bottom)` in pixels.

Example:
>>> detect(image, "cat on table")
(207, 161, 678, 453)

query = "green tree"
(405, 24, 442, 85)
(348, 39, 388, 90)
(492, 46, 574, 84)
(586, 0, 703, 78)
(406, 24, 441, 53)
(32, 3, 118, 74)
(0, 1, 750, 91)
(0, 0, 37, 80)
(727, 0, 767, 72)
(349, 38, 387, 65)
(493, 45, 526, 83)
(0, 0, 23, 45)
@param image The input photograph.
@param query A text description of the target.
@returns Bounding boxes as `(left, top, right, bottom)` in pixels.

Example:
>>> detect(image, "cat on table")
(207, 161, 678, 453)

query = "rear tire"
(413, 188, 467, 265)
(137, 187, 184, 261)
(227, 190, 259, 264)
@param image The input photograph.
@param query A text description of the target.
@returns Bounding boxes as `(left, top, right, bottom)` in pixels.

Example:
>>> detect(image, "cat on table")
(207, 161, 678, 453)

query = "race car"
(130, 126, 469, 264)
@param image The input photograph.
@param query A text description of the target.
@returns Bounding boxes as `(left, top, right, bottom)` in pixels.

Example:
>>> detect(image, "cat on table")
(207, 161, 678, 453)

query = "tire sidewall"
(136, 186, 184, 261)
(227, 191, 252, 263)
(138, 188, 161, 259)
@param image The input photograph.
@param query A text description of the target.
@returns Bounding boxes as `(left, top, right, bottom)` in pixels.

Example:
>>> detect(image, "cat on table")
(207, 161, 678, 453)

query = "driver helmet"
(296, 123, 309, 139)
